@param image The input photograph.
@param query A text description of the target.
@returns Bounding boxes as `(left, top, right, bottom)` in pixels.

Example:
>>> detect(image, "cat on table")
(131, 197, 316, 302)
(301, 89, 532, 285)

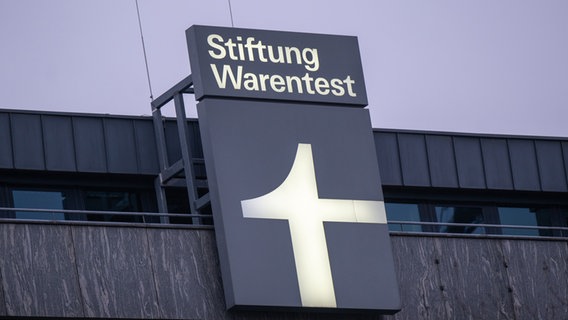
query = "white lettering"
(330, 78, 345, 96)
(207, 34, 226, 59)
(210, 64, 242, 89)
(207, 34, 320, 71)
(208, 64, 357, 98)
(344, 75, 357, 97)
(270, 75, 286, 92)
(314, 77, 329, 95)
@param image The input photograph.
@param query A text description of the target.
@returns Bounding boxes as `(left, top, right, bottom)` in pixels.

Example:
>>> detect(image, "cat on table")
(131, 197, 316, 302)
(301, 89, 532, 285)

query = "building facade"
(0, 108, 567, 319)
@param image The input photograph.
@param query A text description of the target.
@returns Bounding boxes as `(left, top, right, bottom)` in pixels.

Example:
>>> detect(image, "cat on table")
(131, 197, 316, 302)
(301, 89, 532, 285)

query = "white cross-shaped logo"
(241, 143, 386, 308)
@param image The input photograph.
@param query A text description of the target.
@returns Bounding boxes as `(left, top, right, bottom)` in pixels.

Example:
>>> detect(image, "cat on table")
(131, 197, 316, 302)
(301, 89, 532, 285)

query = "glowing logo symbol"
(241, 143, 386, 308)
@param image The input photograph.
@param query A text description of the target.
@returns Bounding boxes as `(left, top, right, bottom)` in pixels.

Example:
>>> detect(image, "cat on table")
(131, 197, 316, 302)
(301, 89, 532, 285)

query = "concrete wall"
(0, 223, 566, 319)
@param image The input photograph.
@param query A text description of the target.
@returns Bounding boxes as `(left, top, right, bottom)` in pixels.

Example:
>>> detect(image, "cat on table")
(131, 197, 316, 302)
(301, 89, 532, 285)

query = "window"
(385, 203, 422, 232)
(435, 205, 486, 234)
(2, 184, 154, 223)
(385, 192, 568, 238)
(498, 206, 556, 237)
(84, 190, 144, 222)
(11, 189, 75, 220)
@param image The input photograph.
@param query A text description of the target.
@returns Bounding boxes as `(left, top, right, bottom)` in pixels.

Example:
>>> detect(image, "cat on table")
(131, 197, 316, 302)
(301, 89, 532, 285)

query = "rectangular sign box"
(197, 98, 400, 313)
(186, 25, 368, 106)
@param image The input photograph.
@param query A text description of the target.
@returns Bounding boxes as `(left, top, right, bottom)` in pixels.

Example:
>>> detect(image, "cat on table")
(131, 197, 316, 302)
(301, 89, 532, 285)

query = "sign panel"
(186, 25, 368, 106)
(197, 99, 400, 312)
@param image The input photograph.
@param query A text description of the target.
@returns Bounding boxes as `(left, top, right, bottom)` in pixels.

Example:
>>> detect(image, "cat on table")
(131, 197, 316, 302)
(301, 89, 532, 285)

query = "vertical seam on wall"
(477, 137, 488, 189)
(39, 115, 47, 170)
(559, 142, 568, 190)
(423, 135, 433, 187)
(532, 140, 543, 192)
(497, 240, 518, 320)
(7, 113, 15, 169)
(431, 238, 445, 320)
(144, 228, 162, 318)
(451, 136, 462, 188)
(506, 139, 517, 191)
(132, 120, 142, 174)
(69, 117, 79, 172)
(101, 118, 109, 172)
(448, 135, 458, 188)
(69, 226, 87, 317)
(395, 133, 405, 186)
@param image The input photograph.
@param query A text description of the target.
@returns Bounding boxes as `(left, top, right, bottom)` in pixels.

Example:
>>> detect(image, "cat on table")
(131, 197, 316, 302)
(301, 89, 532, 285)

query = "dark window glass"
(12, 190, 73, 220)
(385, 203, 422, 232)
(498, 207, 554, 236)
(85, 191, 142, 222)
(435, 206, 485, 234)
(165, 188, 192, 224)
(561, 207, 568, 237)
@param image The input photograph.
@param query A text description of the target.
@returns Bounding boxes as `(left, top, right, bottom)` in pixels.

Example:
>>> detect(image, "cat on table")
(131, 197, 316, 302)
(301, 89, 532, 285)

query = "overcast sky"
(1, 0, 567, 136)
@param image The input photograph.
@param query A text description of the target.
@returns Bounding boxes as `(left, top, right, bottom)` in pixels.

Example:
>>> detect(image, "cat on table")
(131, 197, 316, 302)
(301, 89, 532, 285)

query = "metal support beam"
(154, 177, 170, 223)
(174, 92, 201, 224)
(152, 75, 193, 110)
(151, 73, 210, 225)
(194, 193, 210, 211)
(160, 159, 184, 184)
(152, 108, 169, 171)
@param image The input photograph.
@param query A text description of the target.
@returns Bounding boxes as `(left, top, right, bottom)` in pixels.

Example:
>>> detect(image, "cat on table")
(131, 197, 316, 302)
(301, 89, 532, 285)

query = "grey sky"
(1, 0, 567, 136)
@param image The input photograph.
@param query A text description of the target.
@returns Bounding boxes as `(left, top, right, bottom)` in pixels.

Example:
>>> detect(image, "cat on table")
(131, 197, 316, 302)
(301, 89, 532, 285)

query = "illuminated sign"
(241, 143, 387, 308)
(186, 25, 368, 106)
(197, 99, 400, 313)
(190, 25, 400, 314)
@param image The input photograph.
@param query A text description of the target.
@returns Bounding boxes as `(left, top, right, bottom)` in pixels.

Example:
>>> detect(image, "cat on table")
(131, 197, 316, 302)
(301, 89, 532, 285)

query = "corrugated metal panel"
(134, 119, 159, 174)
(374, 132, 403, 186)
(42, 115, 76, 172)
(189, 120, 203, 158)
(164, 121, 182, 167)
(508, 139, 541, 191)
(398, 133, 431, 187)
(73, 117, 107, 173)
(11, 114, 45, 170)
(453, 137, 486, 189)
(0, 113, 13, 169)
(480, 138, 513, 190)
(104, 118, 138, 174)
(535, 141, 567, 192)
(425, 135, 459, 188)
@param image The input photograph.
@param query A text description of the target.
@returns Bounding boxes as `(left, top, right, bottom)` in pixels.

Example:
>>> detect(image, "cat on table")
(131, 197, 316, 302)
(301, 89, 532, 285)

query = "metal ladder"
(151, 75, 210, 224)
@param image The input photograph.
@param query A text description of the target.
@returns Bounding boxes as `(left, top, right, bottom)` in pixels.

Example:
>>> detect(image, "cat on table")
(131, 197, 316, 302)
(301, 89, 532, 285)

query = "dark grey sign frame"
(186, 25, 368, 106)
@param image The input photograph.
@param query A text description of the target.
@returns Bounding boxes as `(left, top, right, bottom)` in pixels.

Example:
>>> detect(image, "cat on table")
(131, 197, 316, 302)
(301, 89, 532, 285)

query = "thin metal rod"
(227, 0, 235, 27)
(135, 0, 154, 100)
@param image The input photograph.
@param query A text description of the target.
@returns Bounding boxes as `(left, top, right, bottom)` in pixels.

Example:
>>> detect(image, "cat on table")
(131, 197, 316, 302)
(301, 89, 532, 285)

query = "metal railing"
(2, 207, 567, 239)
(0, 207, 213, 229)
(388, 220, 568, 240)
